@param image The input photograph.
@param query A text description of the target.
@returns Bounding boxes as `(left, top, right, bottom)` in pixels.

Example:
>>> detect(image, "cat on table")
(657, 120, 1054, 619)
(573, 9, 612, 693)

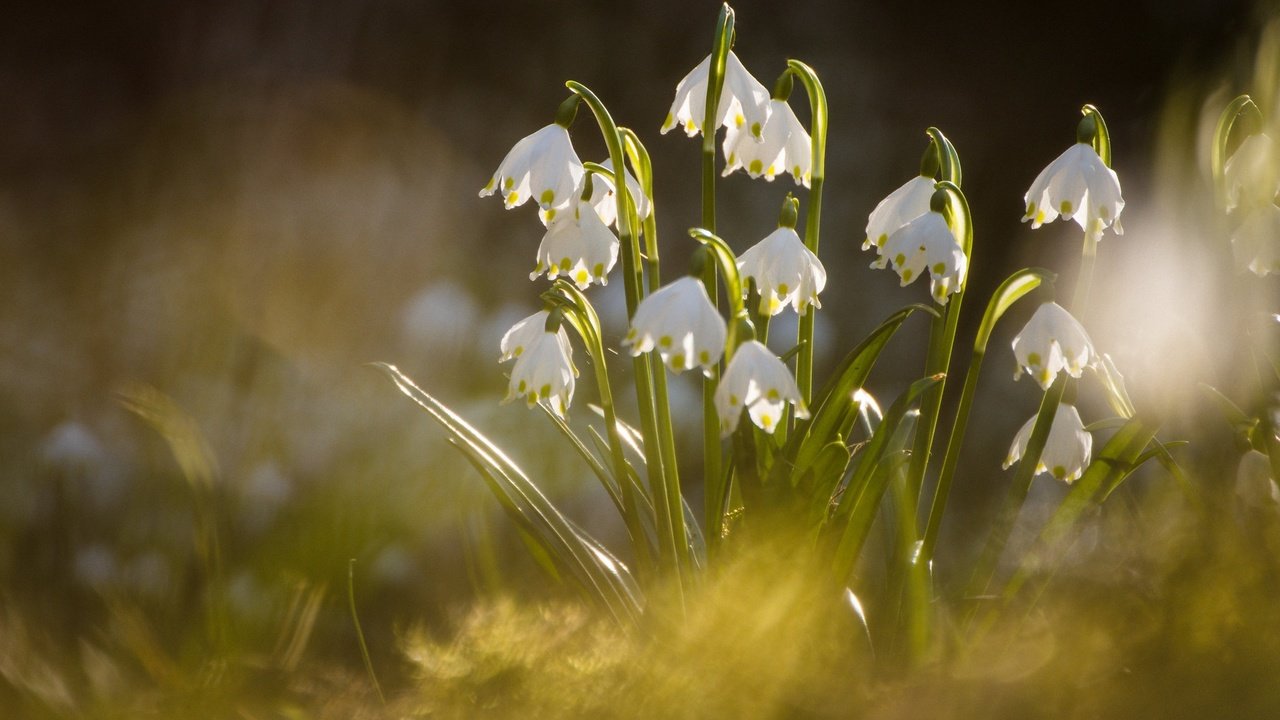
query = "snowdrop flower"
(863, 175, 935, 253)
(1004, 404, 1092, 483)
(715, 340, 808, 435)
(623, 276, 726, 373)
(661, 51, 771, 140)
(1023, 143, 1124, 235)
(531, 198, 619, 290)
(499, 310, 573, 363)
(876, 207, 967, 305)
(585, 159, 652, 228)
(480, 124, 584, 216)
(737, 225, 826, 316)
(1223, 133, 1279, 212)
(1230, 203, 1280, 277)
(1011, 302, 1096, 390)
(502, 323, 576, 418)
(722, 99, 811, 186)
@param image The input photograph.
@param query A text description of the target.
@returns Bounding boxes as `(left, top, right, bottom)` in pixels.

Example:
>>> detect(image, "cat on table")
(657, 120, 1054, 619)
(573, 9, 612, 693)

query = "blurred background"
(2, 0, 1278, 715)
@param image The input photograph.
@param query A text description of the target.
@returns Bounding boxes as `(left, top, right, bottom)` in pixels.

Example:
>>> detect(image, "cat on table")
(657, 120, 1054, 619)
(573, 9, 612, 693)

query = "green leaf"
(375, 363, 642, 625)
(829, 374, 945, 584)
(785, 304, 936, 491)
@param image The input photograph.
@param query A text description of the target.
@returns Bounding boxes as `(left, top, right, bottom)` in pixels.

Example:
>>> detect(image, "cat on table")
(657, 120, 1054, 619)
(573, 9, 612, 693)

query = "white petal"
(865, 176, 935, 251)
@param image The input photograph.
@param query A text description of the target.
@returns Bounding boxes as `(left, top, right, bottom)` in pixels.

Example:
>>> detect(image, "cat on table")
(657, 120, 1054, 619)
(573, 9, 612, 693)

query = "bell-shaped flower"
(1023, 143, 1124, 235)
(480, 124, 584, 216)
(715, 340, 809, 435)
(1003, 404, 1092, 483)
(1230, 203, 1280, 277)
(531, 198, 619, 290)
(863, 175, 935, 253)
(722, 99, 812, 186)
(1011, 302, 1096, 389)
(877, 210, 968, 305)
(498, 310, 572, 363)
(737, 226, 826, 316)
(1224, 133, 1280, 212)
(502, 324, 577, 418)
(623, 276, 726, 373)
(661, 51, 771, 140)
(584, 159, 652, 229)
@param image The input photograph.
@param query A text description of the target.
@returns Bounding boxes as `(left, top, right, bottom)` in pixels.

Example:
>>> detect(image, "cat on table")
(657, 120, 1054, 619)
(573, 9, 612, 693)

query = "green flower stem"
(785, 59, 828, 406)
(965, 374, 1067, 604)
(919, 269, 1053, 565)
(567, 82, 687, 592)
(700, 4, 734, 543)
(620, 128, 662, 294)
(545, 283, 654, 576)
(905, 182, 971, 540)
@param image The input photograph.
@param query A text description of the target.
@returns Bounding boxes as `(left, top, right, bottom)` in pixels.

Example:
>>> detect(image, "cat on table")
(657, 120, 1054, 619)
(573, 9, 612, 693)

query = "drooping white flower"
(877, 209, 967, 305)
(584, 159, 652, 229)
(1224, 133, 1279, 212)
(499, 310, 572, 363)
(737, 226, 826, 316)
(623, 276, 726, 373)
(1230, 203, 1280, 277)
(1011, 302, 1096, 390)
(480, 124, 584, 216)
(661, 51, 771, 140)
(722, 99, 811, 186)
(531, 198, 619, 290)
(1003, 404, 1092, 483)
(863, 175, 935, 253)
(502, 326, 576, 418)
(715, 340, 808, 435)
(1023, 143, 1124, 235)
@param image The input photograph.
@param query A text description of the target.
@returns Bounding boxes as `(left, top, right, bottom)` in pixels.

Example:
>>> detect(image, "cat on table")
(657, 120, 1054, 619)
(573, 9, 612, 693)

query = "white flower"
(715, 340, 809, 435)
(499, 310, 572, 363)
(531, 198, 619, 289)
(623, 276, 726, 373)
(480, 124, 584, 215)
(864, 175, 935, 253)
(661, 51, 771, 140)
(1230, 203, 1280, 277)
(1023, 143, 1124, 235)
(877, 210, 967, 305)
(502, 326, 576, 418)
(722, 99, 811, 186)
(584, 159, 652, 229)
(1224, 133, 1279, 212)
(1011, 302, 1096, 390)
(1003, 404, 1092, 483)
(737, 226, 826, 316)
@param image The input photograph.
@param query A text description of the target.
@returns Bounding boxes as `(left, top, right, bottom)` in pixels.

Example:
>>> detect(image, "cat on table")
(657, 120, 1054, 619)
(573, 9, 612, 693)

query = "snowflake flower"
(737, 226, 826, 316)
(502, 323, 576, 418)
(722, 99, 811, 186)
(715, 340, 808, 435)
(480, 124, 583, 216)
(876, 209, 967, 305)
(531, 198, 619, 290)
(864, 175, 936, 253)
(661, 51, 771, 140)
(1011, 302, 1096, 390)
(623, 276, 726, 373)
(1023, 143, 1124, 235)
(1004, 404, 1092, 483)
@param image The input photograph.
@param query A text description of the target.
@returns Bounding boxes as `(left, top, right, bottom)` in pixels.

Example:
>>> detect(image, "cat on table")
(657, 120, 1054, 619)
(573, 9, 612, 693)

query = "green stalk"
(786, 59, 828, 407)
(700, 4, 734, 547)
(905, 183, 971, 533)
(567, 82, 685, 592)
(545, 284, 654, 575)
(919, 269, 1053, 565)
(964, 374, 1067, 603)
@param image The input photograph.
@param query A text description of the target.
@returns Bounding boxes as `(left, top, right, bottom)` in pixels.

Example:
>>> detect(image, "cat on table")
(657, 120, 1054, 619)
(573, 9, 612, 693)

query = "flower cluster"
(863, 180, 967, 305)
